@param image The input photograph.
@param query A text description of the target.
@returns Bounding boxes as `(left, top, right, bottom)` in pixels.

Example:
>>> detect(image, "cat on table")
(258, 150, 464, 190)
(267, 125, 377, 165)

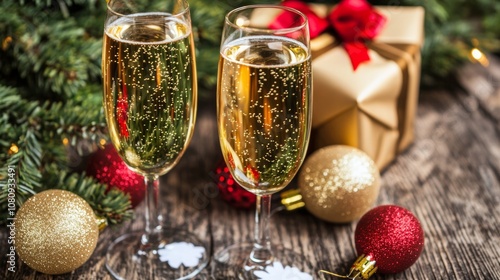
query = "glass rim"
(106, 0, 191, 18)
(225, 4, 308, 34)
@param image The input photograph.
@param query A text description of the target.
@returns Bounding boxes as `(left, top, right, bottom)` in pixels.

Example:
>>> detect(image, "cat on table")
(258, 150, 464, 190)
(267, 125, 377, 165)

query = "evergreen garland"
(0, 0, 498, 222)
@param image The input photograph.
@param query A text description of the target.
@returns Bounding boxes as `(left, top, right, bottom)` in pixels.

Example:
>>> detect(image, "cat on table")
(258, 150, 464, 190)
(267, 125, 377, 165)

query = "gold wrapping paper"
(310, 6, 425, 169)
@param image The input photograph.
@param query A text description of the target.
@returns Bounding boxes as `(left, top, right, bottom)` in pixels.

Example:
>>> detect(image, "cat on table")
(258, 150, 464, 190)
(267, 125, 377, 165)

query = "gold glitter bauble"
(15, 189, 99, 275)
(298, 145, 381, 223)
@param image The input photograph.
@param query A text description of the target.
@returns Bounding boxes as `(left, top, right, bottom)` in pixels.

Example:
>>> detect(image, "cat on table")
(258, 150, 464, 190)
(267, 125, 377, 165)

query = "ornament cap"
(318, 254, 377, 280)
(96, 215, 108, 231)
(348, 254, 377, 280)
(280, 189, 305, 211)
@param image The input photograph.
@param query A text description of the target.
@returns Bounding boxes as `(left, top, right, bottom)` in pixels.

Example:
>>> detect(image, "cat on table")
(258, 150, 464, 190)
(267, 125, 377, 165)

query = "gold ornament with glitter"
(15, 189, 99, 275)
(291, 145, 380, 223)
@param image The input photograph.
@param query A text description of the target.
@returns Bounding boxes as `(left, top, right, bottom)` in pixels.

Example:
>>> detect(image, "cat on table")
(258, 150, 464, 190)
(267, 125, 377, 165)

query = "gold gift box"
(310, 6, 425, 170)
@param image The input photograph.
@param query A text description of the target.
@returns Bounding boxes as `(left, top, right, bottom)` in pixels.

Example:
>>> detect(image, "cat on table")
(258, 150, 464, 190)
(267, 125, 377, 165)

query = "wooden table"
(2, 57, 500, 279)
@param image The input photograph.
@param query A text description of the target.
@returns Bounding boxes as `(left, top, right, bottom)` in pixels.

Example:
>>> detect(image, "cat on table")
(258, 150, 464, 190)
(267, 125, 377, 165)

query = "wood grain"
(2, 59, 500, 279)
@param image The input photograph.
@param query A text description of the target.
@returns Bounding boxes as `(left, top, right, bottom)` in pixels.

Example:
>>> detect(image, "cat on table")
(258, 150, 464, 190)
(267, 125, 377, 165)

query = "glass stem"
(249, 194, 273, 265)
(141, 175, 162, 246)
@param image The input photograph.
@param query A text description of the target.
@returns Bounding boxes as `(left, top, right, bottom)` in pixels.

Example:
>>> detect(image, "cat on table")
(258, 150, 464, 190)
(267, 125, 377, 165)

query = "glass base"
(211, 243, 315, 280)
(106, 228, 210, 280)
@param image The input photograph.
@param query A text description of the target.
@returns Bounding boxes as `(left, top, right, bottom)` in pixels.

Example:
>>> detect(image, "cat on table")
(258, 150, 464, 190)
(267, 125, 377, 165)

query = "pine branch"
(42, 165, 133, 225)
(0, 84, 129, 226)
(1, 0, 103, 99)
(0, 129, 43, 215)
(0, 86, 130, 225)
(0, 87, 44, 215)
(40, 90, 108, 148)
(0, 84, 107, 155)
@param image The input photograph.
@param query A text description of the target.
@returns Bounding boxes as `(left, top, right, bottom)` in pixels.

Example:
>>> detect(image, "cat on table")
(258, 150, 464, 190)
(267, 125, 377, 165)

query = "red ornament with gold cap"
(320, 205, 425, 279)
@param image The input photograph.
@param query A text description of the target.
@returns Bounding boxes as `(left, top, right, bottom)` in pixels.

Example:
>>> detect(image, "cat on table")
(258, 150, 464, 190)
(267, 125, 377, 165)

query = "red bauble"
(214, 161, 256, 209)
(86, 144, 145, 208)
(355, 205, 425, 274)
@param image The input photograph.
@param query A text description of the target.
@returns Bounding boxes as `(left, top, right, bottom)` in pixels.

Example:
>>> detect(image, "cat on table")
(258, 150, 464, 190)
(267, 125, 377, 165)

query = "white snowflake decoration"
(253, 261, 313, 280)
(157, 241, 205, 268)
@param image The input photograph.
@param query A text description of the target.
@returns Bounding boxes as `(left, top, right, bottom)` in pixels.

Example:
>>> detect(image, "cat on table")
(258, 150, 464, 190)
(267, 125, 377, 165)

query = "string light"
(99, 138, 107, 147)
(470, 47, 489, 67)
(2, 36, 12, 51)
(8, 143, 19, 155)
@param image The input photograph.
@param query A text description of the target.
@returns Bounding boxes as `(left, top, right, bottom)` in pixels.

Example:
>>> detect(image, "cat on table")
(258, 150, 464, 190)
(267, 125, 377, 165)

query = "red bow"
(270, 0, 386, 70)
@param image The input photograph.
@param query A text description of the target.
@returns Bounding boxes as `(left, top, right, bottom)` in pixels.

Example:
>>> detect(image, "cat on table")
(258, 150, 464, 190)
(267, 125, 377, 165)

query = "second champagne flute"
(101, 0, 209, 279)
(214, 5, 314, 279)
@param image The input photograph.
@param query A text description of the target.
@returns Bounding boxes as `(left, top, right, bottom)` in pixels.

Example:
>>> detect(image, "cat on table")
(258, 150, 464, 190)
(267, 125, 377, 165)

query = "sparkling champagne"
(217, 36, 311, 195)
(102, 13, 197, 175)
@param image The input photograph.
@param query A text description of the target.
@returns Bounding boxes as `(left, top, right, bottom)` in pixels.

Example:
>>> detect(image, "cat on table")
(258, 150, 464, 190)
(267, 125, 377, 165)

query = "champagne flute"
(214, 5, 313, 279)
(101, 0, 208, 278)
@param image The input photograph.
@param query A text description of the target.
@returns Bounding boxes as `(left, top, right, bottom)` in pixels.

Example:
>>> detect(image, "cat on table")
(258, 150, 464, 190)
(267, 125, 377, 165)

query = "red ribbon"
(270, 0, 329, 39)
(271, 0, 386, 70)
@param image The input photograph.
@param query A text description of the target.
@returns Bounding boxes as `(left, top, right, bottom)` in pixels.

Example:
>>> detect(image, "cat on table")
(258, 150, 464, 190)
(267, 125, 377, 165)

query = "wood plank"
(456, 54, 500, 121)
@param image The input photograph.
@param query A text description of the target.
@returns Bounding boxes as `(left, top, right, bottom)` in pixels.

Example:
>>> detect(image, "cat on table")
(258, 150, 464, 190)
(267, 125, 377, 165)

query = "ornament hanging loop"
(318, 269, 351, 279)
(318, 269, 364, 280)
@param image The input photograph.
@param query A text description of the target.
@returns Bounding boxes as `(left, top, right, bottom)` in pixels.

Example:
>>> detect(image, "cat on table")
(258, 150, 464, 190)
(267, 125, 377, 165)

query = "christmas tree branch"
(0, 84, 131, 226)
(0, 128, 43, 219)
(1, 0, 102, 98)
(0, 87, 44, 214)
(42, 165, 133, 225)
